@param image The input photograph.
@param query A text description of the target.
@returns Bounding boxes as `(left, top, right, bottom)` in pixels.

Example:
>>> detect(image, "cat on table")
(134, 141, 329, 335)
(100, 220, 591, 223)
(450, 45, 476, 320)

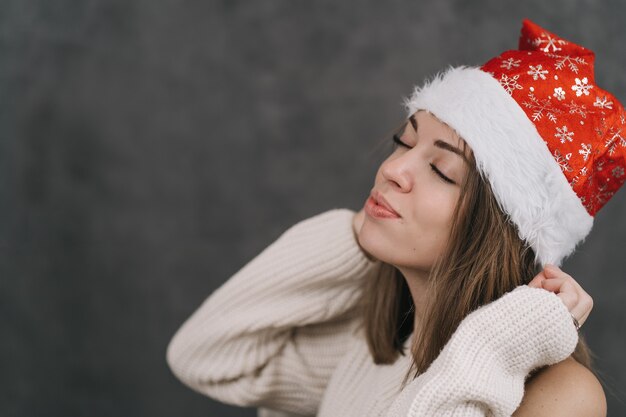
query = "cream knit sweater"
(166, 209, 579, 417)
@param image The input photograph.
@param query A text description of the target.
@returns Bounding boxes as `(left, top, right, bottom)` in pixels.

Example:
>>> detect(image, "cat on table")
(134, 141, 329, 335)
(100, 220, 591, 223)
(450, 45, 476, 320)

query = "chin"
(359, 234, 402, 266)
(358, 224, 394, 261)
(358, 225, 434, 271)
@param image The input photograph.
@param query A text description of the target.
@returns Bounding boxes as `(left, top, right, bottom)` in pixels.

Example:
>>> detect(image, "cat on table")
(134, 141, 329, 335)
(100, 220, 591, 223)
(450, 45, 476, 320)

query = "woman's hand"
(352, 208, 377, 262)
(528, 264, 593, 329)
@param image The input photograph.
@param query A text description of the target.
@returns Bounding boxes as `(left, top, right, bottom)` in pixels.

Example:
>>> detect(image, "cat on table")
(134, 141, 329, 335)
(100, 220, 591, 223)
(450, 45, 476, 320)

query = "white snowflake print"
(553, 149, 573, 173)
(612, 166, 625, 178)
(545, 53, 589, 73)
(571, 77, 593, 97)
(593, 96, 613, 110)
(532, 33, 568, 53)
(604, 127, 626, 155)
(572, 166, 590, 186)
(500, 57, 522, 70)
(604, 139, 617, 155)
(555, 125, 575, 143)
(553, 87, 566, 101)
(499, 74, 523, 95)
(522, 91, 562, 123)
(527, 64, 549, 80)
(578, 143, 592, 161)
(564, 100, 589, 118)
(595, 117, 609, 137)
(570, 164, 591, 185)
(594, 183, 614, 206)
(621, 113, 625, 125)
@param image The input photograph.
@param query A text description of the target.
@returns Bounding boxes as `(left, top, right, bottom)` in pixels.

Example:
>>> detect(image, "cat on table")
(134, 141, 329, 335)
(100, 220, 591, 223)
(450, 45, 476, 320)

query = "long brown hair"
(355, 115, 597, 390)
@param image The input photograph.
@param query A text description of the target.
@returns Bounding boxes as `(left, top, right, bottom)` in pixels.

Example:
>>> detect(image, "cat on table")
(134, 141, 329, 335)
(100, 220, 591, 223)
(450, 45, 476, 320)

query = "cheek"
(408, 188, 459, 239)
(374, 166, 386, 184)
(413, 185, 456, 216)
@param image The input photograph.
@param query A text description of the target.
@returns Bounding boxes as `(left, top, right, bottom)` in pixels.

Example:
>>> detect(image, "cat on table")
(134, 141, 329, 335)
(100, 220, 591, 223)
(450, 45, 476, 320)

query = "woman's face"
(358, 110, 471, 272)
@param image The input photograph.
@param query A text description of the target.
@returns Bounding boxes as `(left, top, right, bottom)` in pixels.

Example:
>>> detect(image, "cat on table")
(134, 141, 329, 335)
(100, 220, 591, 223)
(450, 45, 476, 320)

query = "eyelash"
(392, 134, 455, 184)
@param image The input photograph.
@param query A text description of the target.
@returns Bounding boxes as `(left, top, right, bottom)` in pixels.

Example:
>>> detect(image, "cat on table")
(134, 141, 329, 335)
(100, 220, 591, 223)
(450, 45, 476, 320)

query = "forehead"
(411, 110, 470, 154)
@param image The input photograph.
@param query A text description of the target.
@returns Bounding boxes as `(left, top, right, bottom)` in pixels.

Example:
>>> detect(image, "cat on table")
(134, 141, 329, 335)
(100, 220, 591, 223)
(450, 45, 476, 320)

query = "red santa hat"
(403, 18, 625, 267)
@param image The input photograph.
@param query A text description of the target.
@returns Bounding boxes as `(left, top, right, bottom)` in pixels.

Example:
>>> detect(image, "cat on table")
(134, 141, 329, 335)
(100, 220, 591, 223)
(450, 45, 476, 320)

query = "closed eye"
(392, 134, 408, 148)
(392, 134, 456, 184)
(429, 163, 455, 184)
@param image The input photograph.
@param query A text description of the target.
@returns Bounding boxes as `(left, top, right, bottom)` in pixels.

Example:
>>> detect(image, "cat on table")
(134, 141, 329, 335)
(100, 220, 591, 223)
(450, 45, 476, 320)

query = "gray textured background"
(2, 1, 625, 416)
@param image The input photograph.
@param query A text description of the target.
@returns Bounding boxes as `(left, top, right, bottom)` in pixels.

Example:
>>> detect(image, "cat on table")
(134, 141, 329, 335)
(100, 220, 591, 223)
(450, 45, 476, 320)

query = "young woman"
(167, 19, 622, 416)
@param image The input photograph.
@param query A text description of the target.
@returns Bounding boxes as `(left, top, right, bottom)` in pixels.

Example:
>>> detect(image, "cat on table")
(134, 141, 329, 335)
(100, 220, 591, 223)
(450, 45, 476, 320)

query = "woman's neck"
(396, 266, 431, 336)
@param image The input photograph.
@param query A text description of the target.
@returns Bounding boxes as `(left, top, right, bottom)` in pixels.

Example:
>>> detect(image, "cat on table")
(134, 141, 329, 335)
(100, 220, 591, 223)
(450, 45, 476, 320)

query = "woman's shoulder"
(514, 356, 607, 417)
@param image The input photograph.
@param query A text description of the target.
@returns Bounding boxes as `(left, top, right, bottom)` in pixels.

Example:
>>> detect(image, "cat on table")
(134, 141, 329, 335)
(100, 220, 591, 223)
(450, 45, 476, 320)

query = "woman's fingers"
(527, 270, 546, 288)
(534, 264, 593, 328)
(553, 278, 578, 312)
(540, 273, 568, 292)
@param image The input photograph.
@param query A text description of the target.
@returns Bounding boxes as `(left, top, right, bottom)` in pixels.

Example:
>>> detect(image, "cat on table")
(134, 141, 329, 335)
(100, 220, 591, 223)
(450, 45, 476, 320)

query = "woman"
(167, 19, 622, 416)
(352, 109, 604, 416)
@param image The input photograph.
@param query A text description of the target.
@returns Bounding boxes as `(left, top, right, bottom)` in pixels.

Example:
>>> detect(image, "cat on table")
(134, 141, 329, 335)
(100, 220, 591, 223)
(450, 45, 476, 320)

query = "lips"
(368, 190, 401, 218)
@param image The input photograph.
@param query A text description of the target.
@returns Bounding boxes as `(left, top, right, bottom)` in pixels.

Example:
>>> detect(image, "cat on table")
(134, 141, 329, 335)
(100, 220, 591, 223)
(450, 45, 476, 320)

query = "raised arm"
(384, 285, 580, 417)
(166, 208, 379, 416)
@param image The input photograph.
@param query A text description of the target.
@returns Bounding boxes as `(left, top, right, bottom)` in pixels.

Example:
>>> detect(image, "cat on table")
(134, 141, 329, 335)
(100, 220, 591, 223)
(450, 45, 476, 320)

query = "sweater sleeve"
(166, 208, 379, 416)
(384, 285, 580, 417)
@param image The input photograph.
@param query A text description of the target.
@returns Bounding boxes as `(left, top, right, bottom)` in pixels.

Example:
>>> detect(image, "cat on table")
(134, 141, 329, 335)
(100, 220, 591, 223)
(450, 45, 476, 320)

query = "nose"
(381, 153, 413, 192)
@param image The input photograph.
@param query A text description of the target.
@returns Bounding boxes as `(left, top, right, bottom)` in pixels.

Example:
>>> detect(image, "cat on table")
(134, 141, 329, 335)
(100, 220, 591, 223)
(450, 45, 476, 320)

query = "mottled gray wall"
(2, 1, 625, 416)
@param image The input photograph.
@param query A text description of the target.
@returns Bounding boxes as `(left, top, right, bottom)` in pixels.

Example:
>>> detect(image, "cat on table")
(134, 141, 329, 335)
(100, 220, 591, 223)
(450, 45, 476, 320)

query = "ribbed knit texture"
(383, 286, 579, 417)
(166, 209, 579, 417)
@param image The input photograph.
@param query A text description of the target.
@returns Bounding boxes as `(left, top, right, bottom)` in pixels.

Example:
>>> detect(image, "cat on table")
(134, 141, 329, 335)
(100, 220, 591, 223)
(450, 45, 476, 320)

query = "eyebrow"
(408, 114, 469, 165)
